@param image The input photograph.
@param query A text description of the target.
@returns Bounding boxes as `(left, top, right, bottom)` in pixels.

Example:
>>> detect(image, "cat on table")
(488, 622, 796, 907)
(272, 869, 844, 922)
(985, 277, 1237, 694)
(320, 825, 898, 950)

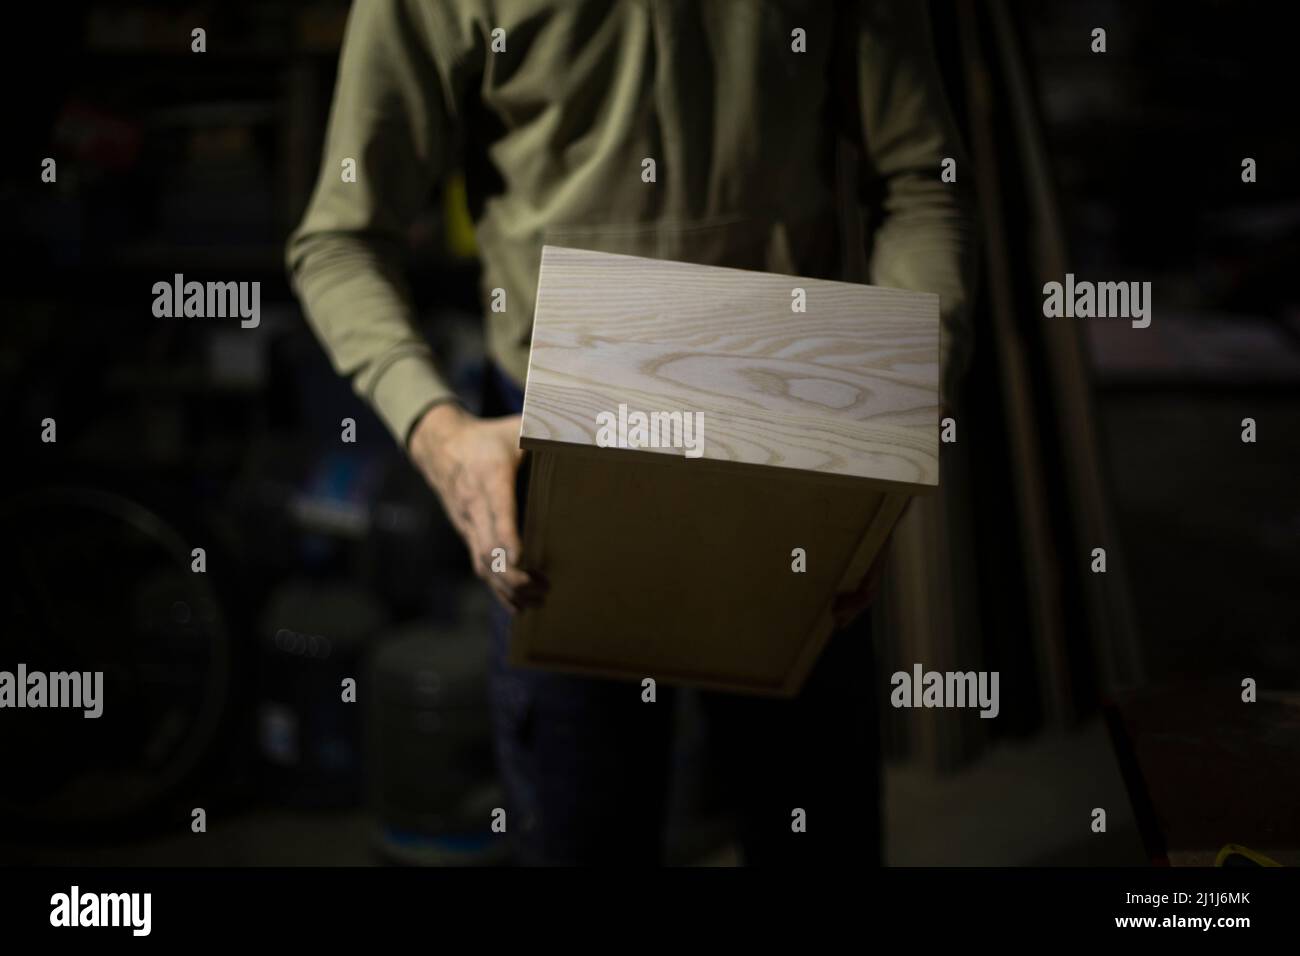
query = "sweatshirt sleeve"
(853, 0, 978, 406)
(286, 0, 462, 447)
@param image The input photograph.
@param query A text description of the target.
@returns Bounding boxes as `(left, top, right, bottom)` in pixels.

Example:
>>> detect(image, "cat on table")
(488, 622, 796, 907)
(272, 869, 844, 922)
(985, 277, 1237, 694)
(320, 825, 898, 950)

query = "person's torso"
(435, 0, 852, 377)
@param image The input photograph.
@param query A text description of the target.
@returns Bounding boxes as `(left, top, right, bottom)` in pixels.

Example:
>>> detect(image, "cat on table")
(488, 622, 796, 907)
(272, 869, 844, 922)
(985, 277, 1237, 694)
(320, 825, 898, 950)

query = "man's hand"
(830, 498, 915, 629)
(830, 538, 891, 630)
(408, 402, 546, 613)
(834, 408, 949, 627)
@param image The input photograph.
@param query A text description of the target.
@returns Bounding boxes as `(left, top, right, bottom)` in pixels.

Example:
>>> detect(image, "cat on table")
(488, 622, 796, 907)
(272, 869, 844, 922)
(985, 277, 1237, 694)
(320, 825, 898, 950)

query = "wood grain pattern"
(520, 246, 941, 488)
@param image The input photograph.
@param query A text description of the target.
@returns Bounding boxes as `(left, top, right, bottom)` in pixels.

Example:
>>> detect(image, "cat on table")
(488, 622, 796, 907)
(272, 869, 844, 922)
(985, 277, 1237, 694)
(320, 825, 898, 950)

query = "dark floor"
(1, 716, 1141, 868)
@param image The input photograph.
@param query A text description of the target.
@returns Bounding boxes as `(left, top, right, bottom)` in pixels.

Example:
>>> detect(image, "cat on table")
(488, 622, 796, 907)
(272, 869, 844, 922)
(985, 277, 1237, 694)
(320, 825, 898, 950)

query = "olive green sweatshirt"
(287, 0, 975, 447)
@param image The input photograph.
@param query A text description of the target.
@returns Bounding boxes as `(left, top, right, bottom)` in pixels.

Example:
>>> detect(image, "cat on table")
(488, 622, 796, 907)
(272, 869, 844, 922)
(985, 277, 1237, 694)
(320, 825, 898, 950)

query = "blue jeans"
(484, 365, 881, 865)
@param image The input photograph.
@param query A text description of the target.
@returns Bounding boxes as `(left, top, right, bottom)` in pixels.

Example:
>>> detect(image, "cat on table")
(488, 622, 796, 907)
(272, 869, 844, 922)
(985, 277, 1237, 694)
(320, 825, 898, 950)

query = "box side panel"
(511, 452, 887, 694)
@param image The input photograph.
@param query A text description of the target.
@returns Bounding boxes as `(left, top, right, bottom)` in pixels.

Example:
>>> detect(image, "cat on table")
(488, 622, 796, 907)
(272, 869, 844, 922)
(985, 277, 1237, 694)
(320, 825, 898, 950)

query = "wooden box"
(513, 246, 940, 696)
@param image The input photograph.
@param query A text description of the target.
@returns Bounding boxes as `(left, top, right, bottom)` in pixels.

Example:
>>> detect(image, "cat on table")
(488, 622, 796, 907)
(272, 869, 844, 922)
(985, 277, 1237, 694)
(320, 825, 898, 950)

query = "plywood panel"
(520, 246, 941, 489)
(513, 448, 901, 695)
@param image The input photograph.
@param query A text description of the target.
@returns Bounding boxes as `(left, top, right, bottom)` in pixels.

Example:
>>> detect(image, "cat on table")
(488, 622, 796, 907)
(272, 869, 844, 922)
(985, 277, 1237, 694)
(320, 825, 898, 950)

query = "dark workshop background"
(0, 1, 1295, 867)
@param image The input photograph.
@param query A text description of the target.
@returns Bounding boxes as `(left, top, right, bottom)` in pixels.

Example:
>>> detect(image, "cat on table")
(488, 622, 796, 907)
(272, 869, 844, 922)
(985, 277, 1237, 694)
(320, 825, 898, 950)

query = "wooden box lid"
(519, 245, 941, 491)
